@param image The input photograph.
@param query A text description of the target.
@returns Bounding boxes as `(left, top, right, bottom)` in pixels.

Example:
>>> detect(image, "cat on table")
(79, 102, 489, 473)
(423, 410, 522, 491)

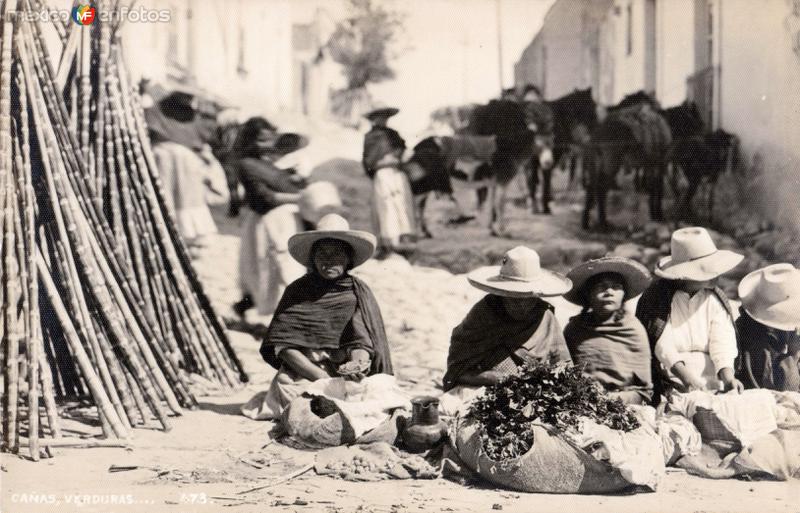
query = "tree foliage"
(327, 0, 404, 90)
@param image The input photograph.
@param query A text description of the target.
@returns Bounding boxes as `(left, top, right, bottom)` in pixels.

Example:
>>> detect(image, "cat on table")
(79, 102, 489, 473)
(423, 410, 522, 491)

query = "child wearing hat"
(439, 247, 572, 414)
(736, 263, 800, 392)
(636, 227, 745, 404)
(563, 257, 653, 404)
(242, 214, 393, 419)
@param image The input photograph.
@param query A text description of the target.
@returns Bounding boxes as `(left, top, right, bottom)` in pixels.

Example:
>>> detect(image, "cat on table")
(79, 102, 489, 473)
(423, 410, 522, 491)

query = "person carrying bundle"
(146, 89, 228, 252)
(242, 214, 393, 419)
(636, 227, 744, 404)
(362, 107, 417, 257)
(735, 263, 800, 391)
(232, 117, 307, 317)
(440, 246, 572, 415)
(563, 257, 653, 404)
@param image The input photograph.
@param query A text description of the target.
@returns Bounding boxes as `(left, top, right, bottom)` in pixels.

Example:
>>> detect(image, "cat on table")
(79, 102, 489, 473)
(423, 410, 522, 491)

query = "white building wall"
(717, 0, 800, 230)
(121, 0, 295, 116)
(654, 0, 695, 107)
(607, 0, 647, 104)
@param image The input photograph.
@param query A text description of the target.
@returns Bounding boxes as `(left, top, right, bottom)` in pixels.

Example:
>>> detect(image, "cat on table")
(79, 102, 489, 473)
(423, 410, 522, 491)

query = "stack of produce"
(469, 361, 640, 461)
(1, 0, 246, 460)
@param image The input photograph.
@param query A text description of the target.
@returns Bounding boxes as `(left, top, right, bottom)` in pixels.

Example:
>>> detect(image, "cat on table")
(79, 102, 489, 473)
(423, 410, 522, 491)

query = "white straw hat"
(654, 227, 743, 281)
(288, 214, 376, 269)
(298, 182, 342, 225)
(467, 246, 572, 298)
(738, 263, 800, 331)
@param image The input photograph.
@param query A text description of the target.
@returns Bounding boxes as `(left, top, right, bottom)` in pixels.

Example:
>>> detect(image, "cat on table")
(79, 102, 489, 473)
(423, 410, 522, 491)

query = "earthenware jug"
(402, 396, 447, 453)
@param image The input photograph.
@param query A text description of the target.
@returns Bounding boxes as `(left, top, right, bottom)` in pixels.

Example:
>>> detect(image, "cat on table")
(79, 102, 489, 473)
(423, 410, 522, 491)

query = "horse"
(585, 91, 672, 230)
(407, 99, 546, 237)
(404, 134, 496, 237)
(526, 88, 598, 214)
(464, 99, 552, 235)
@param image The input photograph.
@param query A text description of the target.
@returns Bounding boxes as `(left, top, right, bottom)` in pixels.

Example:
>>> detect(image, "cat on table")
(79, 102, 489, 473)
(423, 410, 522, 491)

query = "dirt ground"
(3, 151, 799, 512)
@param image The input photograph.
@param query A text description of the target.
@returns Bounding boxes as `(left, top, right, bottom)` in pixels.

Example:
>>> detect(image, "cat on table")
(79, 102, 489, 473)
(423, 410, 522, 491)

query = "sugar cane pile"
(468, 361, 640, 461)
(1, 0, 247, 460)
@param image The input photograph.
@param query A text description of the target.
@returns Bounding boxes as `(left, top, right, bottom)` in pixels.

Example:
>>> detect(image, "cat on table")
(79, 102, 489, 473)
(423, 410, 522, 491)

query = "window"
(626, 2, 633, 56)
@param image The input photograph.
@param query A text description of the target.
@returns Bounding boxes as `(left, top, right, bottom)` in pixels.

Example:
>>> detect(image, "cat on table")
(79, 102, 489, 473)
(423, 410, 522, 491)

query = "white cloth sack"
(564, 417, 666, 490)
(305, 374, 410, 438)
(669, 389, 779, 447)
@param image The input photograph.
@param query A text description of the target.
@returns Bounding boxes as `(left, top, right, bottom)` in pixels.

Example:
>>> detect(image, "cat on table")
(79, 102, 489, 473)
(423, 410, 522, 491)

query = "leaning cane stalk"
(36, 251, 128, 439)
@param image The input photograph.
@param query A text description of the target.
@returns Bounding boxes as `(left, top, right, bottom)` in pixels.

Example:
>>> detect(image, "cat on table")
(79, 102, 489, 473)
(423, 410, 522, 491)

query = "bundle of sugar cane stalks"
(1, 0, 248, 460)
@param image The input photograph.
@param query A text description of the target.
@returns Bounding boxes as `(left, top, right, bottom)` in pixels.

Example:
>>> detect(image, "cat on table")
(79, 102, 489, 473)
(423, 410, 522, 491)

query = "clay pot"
(402, 396, 447, 453)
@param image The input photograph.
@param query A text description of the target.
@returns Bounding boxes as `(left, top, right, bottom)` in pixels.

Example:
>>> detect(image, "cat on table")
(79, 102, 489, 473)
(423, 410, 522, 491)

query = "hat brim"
(273, 133, 310, 155)
(467, 266, 572, 298)
(738, 269, 800, 331)
(653, 250, 743, 281)
(564, 257, 652, 305)
(288, 230, 376, 269)
(365, 108, 399, 120)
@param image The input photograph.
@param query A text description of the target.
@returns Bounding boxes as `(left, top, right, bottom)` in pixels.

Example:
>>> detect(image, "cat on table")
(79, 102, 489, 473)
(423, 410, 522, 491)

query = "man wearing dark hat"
(361, 107, 417, 257)
(362, 107, 405, 179)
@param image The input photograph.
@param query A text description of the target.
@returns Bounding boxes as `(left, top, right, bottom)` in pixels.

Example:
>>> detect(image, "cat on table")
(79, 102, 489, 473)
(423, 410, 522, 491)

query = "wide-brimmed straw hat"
(298, 182, 342, 225)
(738, 263, 800, 331)
(654, 227, 743, 281)
(364, 107, 399, 121)
(288, 214, 376, 269)
(467, 246, 572, 298)
(564, 256, 652, 305)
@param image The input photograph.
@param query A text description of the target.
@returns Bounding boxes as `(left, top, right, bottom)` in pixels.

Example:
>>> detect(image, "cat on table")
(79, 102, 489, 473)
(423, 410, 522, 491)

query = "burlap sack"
(452, 417, 634, 494)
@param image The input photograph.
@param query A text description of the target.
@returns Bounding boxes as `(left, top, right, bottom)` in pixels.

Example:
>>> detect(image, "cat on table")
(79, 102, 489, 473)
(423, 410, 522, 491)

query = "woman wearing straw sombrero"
(636, 227, 745, 404)
(735, 263, 800, 391)
(439, 246, 572, 415)
(242, 214, 393, 419)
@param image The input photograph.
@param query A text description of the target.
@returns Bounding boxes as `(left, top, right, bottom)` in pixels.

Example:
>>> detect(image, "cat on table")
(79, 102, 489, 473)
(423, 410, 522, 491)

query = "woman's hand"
(339, 349, 371, 381)
(718, 367, 744, 394)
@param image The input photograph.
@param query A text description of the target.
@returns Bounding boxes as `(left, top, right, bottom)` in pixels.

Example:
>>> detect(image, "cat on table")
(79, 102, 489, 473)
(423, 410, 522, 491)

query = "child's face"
(587, 274, 626, 315)
(312, 240, 350, 280)
(501, 296, 540, 321)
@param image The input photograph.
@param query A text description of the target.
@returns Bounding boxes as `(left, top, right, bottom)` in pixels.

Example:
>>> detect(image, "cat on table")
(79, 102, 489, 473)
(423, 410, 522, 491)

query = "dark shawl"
(635, 279, 736, 406)
(237, 157, 301, 215)
(736, 308, 800, 392)
(261, 273, 393, 375)
(564, 311, 652, 394)
(362, 126, 406, 179)
(442, 295, 571, 391)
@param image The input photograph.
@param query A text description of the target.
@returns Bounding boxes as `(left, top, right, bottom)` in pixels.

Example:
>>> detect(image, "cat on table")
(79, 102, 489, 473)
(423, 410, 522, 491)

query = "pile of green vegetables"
(469, 361, 641, 461)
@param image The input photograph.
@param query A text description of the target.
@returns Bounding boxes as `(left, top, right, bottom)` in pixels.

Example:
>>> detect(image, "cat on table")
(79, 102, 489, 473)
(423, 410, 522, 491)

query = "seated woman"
(242, 214, 393, 419)
(440, 246, 572, 414)
(563, 257, 653, 404)
(736, 263, 800, 392)
(636, 227, 744, 405)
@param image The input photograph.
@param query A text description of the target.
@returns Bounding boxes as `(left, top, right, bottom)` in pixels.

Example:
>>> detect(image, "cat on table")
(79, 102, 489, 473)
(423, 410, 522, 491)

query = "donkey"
(584, 92, 672, 230)
(526, 88, 598, 214)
